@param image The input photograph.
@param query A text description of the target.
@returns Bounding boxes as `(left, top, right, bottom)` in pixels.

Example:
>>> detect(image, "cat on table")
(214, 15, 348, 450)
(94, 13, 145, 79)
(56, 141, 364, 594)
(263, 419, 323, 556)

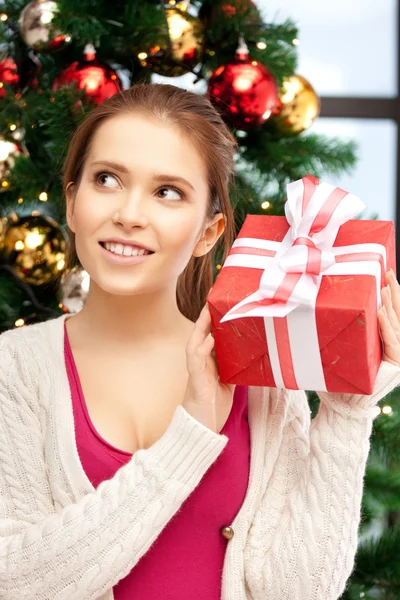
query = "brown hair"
(62, 82, 238, 322)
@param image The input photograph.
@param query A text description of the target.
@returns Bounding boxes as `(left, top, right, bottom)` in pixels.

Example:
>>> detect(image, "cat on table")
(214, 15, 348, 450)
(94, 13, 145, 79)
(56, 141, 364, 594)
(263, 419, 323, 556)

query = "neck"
(66, 279, 194, 350)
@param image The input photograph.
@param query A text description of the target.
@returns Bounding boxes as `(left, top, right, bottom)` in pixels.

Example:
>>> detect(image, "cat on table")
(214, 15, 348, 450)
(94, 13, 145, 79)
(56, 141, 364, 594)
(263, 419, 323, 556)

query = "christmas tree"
(0, 1, 398, 597)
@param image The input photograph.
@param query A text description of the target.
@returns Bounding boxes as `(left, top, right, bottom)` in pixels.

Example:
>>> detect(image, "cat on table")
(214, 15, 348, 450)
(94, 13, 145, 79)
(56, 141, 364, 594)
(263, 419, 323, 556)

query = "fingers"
(378, 270, 400, 366)
(186, 303, 212, 354)
(378, 306, 399, 348)
(386, 269, 400, 320)
(198, 331, 214, 357)
(381, 282, 400, 338)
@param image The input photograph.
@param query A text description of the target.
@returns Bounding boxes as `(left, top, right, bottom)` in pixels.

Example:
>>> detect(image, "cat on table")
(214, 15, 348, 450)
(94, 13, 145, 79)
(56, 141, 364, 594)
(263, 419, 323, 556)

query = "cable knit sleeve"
(0, 333, 228, 600)
(244, 359, 400, 600)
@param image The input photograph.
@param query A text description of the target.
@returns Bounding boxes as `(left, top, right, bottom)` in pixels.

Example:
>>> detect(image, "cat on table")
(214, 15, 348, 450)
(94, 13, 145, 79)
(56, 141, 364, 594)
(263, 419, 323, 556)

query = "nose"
(112, 188, 148, 229)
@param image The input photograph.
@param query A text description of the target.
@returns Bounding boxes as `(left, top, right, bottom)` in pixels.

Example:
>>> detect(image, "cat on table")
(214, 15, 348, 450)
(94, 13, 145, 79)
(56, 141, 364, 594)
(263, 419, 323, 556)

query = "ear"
(65, 181, 77, 233)
(192, 213, 226, 258)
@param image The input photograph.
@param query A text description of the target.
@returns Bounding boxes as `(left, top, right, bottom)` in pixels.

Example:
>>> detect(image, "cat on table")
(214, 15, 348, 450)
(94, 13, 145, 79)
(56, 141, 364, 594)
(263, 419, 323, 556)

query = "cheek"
(70, 193, 103, 266)
(73, 191, 106, 234)
(163, 213, 202, 252)
(159, 215, 203, 274)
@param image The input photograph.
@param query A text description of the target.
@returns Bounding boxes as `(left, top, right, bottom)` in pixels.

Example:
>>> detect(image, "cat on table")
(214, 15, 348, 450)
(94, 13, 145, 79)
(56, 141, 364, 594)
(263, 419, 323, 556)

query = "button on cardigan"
(64, 317, 251, 598)
(1, 313, 400, 599)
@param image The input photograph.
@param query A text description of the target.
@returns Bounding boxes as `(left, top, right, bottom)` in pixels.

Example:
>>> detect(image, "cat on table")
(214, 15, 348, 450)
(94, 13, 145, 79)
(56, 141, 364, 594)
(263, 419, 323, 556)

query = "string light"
(381, 405, 393, 415)
(25, 230, 45, 249)
(0, 13, 8, 21)
(9, 124, 17, 131)
(256, 41, 267, 50)
(138, 52, 147, 60)
(216, 264, 222, 270)
(38, 191, 48, 201)
(261, 201, 271, 209)
(17, 197, 23, 204)
(15, 318, 25, 327)
(292, 38, 300, 45)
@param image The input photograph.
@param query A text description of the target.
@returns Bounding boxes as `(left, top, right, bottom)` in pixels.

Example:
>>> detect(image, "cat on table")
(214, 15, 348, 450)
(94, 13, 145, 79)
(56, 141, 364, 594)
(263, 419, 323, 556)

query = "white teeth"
(104, 242, 148, 256)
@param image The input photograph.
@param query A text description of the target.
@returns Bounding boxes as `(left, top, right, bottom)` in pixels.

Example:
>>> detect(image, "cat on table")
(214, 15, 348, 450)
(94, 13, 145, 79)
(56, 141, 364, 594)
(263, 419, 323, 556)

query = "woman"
(1, 83, 400, 600)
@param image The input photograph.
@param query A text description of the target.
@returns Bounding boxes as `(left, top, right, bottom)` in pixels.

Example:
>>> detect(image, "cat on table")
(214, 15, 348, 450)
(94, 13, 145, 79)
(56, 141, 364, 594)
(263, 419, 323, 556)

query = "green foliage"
(339, 522, 400, 599)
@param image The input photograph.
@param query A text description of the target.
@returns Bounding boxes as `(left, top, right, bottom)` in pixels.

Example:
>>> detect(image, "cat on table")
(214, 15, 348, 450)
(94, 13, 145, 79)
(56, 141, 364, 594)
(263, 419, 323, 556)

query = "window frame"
(319, 5, 399, 271)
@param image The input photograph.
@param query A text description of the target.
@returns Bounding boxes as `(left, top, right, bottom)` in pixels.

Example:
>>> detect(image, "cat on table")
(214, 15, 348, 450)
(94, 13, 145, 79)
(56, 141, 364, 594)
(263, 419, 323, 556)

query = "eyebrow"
(89, 160, 196, 192)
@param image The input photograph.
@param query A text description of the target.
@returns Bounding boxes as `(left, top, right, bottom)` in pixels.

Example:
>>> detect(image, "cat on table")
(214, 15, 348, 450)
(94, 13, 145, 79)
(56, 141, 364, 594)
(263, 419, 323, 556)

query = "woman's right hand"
(182, 302, 235, 433)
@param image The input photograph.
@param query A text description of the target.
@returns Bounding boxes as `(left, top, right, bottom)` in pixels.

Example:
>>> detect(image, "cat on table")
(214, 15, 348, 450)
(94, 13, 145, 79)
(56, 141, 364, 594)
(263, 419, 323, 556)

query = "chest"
(72, 350, 233, 454)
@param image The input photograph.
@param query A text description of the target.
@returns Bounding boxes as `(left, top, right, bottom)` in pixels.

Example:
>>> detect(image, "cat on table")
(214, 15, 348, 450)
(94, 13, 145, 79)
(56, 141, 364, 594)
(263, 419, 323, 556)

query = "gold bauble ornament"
(141, 6, 204, 77)
(0, 216, 7, 253)
(270, 74, 320, 135)
(18, 0, 71, 52)
(0, 135, 29, 192)
(58, 266, 90, 314)
(0, 214, 67, 286)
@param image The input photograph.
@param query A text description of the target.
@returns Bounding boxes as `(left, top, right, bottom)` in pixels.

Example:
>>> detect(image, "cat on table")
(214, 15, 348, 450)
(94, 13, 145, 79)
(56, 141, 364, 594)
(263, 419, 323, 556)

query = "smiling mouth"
(99, 242, 154, 256)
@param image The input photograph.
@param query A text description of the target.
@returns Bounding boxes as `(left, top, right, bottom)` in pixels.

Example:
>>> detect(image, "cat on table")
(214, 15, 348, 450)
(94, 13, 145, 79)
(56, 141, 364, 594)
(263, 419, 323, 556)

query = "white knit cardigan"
(1, 313, 400, 600)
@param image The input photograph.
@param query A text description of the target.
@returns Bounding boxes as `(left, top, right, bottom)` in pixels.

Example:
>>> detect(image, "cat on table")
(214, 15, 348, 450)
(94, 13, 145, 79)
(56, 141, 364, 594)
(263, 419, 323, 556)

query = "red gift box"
(207, 177, 396, 394)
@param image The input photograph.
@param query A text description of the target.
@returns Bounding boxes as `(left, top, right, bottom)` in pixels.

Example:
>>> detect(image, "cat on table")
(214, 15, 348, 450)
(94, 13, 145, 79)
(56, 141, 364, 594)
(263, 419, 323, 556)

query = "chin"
(93, 275, 146, 297)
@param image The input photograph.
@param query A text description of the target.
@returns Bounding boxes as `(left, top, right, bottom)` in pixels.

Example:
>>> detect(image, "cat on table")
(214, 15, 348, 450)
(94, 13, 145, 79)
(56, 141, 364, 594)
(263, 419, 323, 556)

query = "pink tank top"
(64, 320, 250, 599)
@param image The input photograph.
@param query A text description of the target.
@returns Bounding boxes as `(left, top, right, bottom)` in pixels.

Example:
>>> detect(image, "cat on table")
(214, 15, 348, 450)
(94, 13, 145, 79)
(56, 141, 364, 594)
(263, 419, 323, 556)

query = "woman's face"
(66, 113, 223, 297)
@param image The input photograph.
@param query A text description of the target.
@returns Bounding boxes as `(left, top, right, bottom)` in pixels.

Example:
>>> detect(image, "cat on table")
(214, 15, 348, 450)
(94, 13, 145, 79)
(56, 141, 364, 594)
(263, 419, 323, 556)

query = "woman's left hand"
(378, 268, 400, 367)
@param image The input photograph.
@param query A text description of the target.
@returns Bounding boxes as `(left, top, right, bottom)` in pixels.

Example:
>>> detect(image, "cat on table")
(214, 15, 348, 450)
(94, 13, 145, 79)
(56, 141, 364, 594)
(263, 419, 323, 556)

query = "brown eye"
(156, 186, 185, 201)
(93, 171, 119, 188)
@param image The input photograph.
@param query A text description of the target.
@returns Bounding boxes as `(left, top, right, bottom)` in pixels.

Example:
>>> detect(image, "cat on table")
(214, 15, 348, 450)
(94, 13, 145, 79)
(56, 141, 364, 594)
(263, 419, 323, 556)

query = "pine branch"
(369, 389, 400, 467)
(342, 522, 400, 597)
(363, 467, 400, 512)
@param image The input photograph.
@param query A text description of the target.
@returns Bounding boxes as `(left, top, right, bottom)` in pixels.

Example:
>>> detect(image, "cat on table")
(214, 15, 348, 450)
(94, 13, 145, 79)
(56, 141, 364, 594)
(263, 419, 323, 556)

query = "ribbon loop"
(221, 175, 367, 321)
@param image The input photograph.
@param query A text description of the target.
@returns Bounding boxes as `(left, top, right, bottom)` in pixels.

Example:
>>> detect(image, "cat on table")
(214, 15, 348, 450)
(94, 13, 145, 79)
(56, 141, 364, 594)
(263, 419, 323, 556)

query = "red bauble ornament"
(0, 54, 41, 98)
(199, 0, 260, 40)
(0, 58, 19, 98)
(51, 44, 122, 104)
(216, 0, 258, 19)
(207, 36, 278, 130)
